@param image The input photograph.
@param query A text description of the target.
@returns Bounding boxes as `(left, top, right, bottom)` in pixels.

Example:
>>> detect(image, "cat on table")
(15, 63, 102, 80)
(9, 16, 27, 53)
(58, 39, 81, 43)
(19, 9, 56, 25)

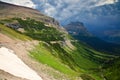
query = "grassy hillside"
(0, 24, 31, 40)
(0, 18, 116, 80)
(0, 1, 119, 80)
(103, 57, 120, 80)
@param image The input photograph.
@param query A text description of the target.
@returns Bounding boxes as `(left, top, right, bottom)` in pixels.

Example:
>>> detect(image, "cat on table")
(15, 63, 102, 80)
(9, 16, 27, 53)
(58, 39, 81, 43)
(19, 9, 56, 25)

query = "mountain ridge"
(0, 1, 60, 28)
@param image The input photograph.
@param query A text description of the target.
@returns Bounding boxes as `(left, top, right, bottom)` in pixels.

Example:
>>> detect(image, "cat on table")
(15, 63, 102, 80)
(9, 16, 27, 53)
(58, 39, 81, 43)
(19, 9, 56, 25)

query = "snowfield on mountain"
(0, 47, 43, 80)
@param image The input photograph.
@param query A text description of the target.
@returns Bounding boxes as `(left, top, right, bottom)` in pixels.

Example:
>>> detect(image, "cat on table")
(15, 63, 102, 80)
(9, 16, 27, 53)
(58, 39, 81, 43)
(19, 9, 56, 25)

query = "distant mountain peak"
(64, 21, 92, 36)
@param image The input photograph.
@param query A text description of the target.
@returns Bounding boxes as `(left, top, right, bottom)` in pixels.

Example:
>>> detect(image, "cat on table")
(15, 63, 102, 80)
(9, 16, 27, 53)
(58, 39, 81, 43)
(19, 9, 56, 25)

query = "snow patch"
(0, 47, 42, 80)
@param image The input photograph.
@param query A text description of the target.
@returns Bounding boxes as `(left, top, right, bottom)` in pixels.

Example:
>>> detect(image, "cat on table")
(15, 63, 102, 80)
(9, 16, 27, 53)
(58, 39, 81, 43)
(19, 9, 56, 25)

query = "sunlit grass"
(29, 43, 78, 77)
(0, 24, 32, 40)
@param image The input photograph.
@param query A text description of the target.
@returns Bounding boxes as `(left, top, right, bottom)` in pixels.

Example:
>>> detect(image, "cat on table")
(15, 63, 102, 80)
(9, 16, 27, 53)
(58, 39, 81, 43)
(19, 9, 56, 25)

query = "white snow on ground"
(0, 47, 42, 80)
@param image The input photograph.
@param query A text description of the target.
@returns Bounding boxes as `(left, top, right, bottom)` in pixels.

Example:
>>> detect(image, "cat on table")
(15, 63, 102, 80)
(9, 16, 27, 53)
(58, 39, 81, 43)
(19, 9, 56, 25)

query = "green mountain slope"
(0, 1, 119, 80)
(103, 57, 120, 80)
(0, 18, 116, 80)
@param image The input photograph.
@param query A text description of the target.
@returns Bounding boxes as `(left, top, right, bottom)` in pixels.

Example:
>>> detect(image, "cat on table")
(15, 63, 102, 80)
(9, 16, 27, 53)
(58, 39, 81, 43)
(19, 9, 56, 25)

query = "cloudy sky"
(1, 0, 120, 31)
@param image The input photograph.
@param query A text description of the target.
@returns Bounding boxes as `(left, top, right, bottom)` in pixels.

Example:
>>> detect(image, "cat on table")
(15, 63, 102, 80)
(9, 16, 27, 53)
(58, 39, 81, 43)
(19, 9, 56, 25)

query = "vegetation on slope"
(0, 24, 31, 40)
(103, 57, 120, 80)
(16, 18, 64, 41)
(0, 1, 119, 80)
(29, 40, 115, 80)
(29, 42, 78, 77)
(0, 18, 117, 80)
